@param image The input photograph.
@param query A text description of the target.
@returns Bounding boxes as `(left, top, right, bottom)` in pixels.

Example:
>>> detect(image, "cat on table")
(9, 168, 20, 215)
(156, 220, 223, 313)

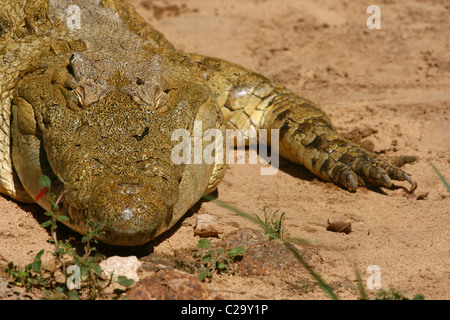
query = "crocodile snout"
(84, 178, 175, 246)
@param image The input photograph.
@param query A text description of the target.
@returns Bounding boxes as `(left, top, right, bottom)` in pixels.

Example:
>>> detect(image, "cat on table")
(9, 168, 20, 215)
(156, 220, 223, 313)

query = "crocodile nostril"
(117, 183, 143, 195)
(132, 126, 149, 142)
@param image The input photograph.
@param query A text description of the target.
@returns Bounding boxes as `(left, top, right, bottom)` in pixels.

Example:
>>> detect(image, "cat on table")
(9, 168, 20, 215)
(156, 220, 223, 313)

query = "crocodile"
(0, 0, 413, 246)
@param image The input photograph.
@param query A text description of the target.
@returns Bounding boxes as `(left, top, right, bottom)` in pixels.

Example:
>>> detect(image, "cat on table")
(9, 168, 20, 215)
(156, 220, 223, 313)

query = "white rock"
(195, 213, 222, 237)
(99, 255, 142, 282)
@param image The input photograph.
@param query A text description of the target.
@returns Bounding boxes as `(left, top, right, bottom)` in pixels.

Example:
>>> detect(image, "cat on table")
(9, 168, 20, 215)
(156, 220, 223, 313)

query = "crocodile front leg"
(191, 55, 413, 191)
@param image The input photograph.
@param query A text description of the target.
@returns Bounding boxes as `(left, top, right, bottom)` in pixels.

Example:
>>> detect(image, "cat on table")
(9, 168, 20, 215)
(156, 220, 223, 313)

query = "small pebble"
(326, 219, 352, 234)
(195, 214, 222, 237)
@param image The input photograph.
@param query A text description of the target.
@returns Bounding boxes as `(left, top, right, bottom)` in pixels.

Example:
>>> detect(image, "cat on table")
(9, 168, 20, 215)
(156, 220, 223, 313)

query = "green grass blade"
(283, 241, 338, 300)
(428, 161, 450, 191)
(353, 265, 368, 300)
(202, 194, 261, 224)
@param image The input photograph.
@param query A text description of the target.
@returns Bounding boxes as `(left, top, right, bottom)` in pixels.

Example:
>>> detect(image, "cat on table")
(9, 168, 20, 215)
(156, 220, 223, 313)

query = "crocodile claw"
(334, 151, 415, 192)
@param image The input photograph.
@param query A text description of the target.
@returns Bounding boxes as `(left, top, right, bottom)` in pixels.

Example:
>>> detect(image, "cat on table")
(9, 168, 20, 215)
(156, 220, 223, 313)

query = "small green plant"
(253, 204, 286, 240)
(196, 238, 245, 281)
(5, 250, 50, 291)
(375, 288, 424, 300)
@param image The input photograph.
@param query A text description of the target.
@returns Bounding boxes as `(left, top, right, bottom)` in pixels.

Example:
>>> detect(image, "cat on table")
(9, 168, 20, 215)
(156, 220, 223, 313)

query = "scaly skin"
(0, 0, 413, 245)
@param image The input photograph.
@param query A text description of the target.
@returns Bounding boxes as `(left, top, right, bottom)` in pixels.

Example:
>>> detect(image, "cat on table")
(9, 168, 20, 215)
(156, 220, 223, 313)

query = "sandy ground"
(0, 0, 449, 300)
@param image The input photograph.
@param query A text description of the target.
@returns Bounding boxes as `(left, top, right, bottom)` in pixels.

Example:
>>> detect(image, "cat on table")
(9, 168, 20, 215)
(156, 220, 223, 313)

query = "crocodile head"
(12, 50, 214, 245)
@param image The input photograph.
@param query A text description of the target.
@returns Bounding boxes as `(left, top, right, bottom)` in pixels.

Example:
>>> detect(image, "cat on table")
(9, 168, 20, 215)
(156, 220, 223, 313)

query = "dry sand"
(0, 0, 448, 300)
